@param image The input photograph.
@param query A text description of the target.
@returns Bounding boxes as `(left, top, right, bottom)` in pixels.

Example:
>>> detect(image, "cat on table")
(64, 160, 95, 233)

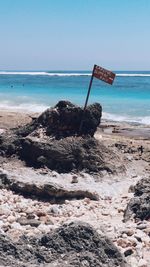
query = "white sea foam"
(0, 71, 48, 75)
(0, 71, 150, 77)
(116, 73, 150, 77)
(0, 71, 91, 76)
(0, 101, 149, 125)
(103, 112, 150, 125)
(140, 116, 150, 125)
(0, 102, 48, 113)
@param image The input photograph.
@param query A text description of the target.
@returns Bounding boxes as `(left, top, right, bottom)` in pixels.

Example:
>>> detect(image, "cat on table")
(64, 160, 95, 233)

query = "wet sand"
(0, 110, 37, 130)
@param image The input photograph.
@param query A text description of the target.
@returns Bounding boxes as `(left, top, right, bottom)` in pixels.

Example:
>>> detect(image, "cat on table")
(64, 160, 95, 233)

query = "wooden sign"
(79, 64, 116, 133)
(93, 64, 116, 85)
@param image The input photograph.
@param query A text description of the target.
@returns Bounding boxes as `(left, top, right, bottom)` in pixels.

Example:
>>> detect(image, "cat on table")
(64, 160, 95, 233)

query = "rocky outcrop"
(124, 177, 150, 221)
(0, 132, 20, 156)
(21, 136, 125, 173)
(37, 101, 102, 138)
(0, 101, 102, 155)
(0, 170, 99, 201)
(134, 177, 150, 196)
(0, 221, 127, 267)
(12, 100, 102, 139)
(0, 101, 125, 174)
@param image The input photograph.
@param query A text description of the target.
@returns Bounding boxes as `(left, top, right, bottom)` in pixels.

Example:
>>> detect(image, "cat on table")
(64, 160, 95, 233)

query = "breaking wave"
(0, 101, 149, 125)
(0, 71, 91, 76)
(0, 71, 150, 77)
(116, 74, 150, 77)
(0, 101, 48, 113)
(103, 112, 150, 125)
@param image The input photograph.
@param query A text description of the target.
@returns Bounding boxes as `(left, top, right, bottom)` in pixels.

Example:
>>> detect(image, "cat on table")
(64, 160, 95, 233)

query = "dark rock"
(71, 175, 78, 183)
(0, 221, 127, 267)
(124, 177, 150, 221)
(134, 177, 150, 196)
(27, 214, 36, 219)
(21, 136, 125, 174)
(0, 101, 101, 155)
(0, 132, 21, 156)
(0, 101, 125, 175)
(0, 171, 8, 189)
(38, 101, 102, 138)
(124, 194, 150, 221)
(17, 218, 41, 227)
(124, 248, 134, 257)
(136, 223, 147, 230)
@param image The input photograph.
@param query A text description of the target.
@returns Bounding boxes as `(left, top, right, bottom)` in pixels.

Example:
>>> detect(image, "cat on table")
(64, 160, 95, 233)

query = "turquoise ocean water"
(0, 71, 150, 125)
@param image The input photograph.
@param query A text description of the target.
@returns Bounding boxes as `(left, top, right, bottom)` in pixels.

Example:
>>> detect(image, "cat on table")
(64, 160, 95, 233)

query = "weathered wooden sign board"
(93, 64, 116, 85)
(79, 64, 116, 133)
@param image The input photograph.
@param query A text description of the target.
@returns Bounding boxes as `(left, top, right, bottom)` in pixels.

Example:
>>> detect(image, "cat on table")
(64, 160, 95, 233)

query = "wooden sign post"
(79, 64, 116, 133)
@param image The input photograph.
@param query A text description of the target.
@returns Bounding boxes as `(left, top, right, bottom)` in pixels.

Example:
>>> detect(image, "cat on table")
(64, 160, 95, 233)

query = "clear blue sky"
(0, 0, 150, 70)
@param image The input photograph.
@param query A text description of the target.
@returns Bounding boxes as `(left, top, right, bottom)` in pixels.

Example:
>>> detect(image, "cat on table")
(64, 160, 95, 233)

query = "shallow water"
(0, 70, 150, 124)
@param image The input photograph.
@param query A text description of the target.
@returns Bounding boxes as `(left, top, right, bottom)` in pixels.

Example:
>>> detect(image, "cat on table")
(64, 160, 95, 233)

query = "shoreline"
(0, 106, 149, 126)
(0, 109, 149, 139)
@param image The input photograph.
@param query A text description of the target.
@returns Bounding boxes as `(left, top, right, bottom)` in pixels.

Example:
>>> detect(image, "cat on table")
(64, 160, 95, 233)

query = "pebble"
(128, 256, 138, 267)
(28, 219, 41, 227)
(19, 212, 26, 217)
(0, 204, 11, 215)
(142, 236, 150, 245)
(39, 215, 53, 224)
(7, 215, 16, 223)
(122, 229, 134, 236)
(27, 214, 36, 220)
(71, 175, 78, 183)
(26, 208, 35, 214)
(38, 223, 51, 233)
(137, 224, 147, 230)
(64, 200, 70, 204)
(117, 238, 130, 248)
(0, 166, 150, 265)
(36, 210, 47, 217)
(138, 259, 148, 267)
(49, 206, 61, 215)
(101, 210, 109, 216)
(122, 194, 129, 199)
(51, 171, 58, 177)
(136, 243, 143, 258)
(122, 233, 127, 238)
(124, 248, 134, 257)
(127, 236, 138, 247)
(144, 227, 150, 235)
(17, 218, 41, 227)
(45, 219, 54, 225)
(83, 198, 91, 205)
(32, 228, 41, 235)
(117, 237, 137, 248)
(117, 207, 124, 213)
(7, 229, 22, 241)
(134, 229, 147, 242)
(11, 222, 22, 230)
(81, 260, 90, 266)
(143, 249, 150, 262)
(0, 221, 4, 228)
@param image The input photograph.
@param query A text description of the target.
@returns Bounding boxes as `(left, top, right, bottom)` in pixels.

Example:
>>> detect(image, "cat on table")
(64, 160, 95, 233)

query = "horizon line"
(0, 69, 150, 72)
